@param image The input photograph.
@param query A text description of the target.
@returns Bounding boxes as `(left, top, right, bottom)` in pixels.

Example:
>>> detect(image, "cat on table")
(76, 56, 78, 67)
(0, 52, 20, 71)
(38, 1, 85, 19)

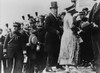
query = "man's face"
(80, 14, 85, 19)
(0, 30, 2, 34)
(24, 24, 29, 30)
(51, 8, 58, 15)
(13, 27, 20, 31)
(83, 10, 88, 16)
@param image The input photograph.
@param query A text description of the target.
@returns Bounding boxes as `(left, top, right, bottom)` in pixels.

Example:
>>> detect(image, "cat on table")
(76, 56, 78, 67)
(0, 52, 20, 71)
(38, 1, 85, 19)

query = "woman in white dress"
(58, 6, 79, 66)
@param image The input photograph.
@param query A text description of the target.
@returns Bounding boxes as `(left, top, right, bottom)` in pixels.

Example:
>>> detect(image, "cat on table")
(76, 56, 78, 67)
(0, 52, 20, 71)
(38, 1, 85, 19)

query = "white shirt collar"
(51, 12, 57, 18)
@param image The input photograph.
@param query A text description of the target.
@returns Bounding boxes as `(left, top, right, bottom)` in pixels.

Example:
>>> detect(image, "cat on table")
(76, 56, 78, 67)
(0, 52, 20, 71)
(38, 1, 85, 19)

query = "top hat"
(13, 22, 21, 27)
(50, 1, 58, 9)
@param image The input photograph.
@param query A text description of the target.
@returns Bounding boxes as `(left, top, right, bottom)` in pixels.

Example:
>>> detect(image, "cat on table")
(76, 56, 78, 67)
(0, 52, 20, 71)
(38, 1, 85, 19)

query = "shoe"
(92, 66, 96, 71)
(56, 65, 65, 70)
(46, 67, 53, 72)
(58, 66, 65, 70)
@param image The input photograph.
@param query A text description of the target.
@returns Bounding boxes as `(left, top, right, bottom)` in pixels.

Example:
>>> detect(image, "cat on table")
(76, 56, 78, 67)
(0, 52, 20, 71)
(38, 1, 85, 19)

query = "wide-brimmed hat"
(50, 1, 58, 9)
(13, 22, 21, 27)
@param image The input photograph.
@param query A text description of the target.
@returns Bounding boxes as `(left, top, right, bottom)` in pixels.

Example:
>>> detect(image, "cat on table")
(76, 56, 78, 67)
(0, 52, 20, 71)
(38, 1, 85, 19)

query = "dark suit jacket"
(44, 13, 61, 53)
(89, 2, 100, 36)
(89, 2, 100, 63)
(0, 35, 5, 60)
(3, 31, 23, 58)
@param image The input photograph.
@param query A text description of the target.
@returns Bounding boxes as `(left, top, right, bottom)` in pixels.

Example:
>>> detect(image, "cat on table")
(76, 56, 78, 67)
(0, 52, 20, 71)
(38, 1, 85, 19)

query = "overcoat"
(44, 13, 61, 53)
(3, 31, 23, 58)
(0, 35, 5, 60)
(89, 2, 100, 65)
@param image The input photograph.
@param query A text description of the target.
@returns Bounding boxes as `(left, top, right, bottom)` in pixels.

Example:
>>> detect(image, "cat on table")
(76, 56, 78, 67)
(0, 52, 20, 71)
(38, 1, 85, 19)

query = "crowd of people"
(0, 0, 100, 73)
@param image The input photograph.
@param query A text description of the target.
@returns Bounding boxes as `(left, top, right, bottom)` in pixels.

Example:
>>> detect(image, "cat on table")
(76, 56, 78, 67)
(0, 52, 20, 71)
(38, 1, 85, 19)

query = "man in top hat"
(3, 22, 24, 73)
(44, 1, 61, 71)
(88, 0, 100, 72)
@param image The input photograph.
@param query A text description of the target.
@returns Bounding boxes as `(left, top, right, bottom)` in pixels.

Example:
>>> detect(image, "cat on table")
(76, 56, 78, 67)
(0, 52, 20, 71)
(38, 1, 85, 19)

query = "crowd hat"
(50, 1, 58, 9)
(79, 11, 85, 15)
(82, 8, 89, 11)
(13, 22, 21, 27)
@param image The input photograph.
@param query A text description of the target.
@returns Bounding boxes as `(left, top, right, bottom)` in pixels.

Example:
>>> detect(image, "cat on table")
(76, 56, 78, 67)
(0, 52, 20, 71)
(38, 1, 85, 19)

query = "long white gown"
(58, 12, 79, 65)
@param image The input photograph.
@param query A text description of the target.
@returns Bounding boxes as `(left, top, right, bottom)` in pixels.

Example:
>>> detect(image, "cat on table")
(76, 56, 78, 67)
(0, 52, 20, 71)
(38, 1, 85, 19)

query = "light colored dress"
(58, 12, 79, 65)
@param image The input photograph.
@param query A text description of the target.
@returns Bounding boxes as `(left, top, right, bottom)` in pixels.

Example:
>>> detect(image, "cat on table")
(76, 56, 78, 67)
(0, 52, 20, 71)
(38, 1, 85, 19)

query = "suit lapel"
(50, 13, 58, 21)
(94, 2, 100, 14)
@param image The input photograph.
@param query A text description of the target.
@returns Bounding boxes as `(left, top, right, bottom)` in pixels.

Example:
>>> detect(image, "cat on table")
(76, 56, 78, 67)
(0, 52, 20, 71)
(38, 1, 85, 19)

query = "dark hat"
(65, 5, 75, 12)
(50, 1, 58, 9)
(82, 8, 89, 11)
(0, 28, 2, 31)
(13, 22, 21, 27)
(79, 11, 85, 15)
(60, 12, 66, 16)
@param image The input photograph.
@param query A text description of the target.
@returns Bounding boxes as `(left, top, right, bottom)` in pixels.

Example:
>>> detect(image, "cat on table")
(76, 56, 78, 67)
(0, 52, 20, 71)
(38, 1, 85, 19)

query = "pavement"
(42, 66, 96, 73)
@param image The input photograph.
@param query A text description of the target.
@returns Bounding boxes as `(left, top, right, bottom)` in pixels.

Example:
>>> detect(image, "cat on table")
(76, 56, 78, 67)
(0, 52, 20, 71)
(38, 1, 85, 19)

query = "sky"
(0, 0, 95, 31)
(0, 0, 73, 29)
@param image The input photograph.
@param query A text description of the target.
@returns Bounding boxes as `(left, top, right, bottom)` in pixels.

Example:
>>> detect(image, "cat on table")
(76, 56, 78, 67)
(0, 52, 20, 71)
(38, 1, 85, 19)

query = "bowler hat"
(50, 1, 58, 9)
(13, 22, 21, 27)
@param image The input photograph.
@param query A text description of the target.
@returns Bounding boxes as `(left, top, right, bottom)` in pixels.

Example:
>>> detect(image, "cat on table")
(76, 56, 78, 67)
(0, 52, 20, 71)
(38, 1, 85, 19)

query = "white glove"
(92, 22, 98, 27)
(3, 49, 7, 53)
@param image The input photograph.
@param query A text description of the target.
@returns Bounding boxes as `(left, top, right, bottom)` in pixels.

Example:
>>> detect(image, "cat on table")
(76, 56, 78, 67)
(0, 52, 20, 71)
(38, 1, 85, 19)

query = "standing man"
(3, 22, 24, 73)
(89, 0, 100, 72)
(44, 1, 61, 72)
(0, 28, 5, 73)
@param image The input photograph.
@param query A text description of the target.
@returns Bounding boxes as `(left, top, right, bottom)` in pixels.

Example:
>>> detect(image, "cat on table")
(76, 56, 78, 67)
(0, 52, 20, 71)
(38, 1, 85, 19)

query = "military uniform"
(3, 22, 24, 73)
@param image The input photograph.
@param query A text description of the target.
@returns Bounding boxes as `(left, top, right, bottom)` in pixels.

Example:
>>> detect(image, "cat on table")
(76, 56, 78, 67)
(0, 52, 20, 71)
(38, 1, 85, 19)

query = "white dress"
(58, 12, 79, 65)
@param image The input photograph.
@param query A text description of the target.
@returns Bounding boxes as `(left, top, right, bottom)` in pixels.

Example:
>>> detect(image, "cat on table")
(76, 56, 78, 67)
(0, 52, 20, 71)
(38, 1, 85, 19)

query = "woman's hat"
(65, 4, 77, 13)
(50, 1, 58, 9)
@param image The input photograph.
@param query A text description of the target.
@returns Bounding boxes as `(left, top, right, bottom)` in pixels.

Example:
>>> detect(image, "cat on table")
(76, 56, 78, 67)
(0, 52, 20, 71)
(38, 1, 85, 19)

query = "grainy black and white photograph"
(0, 0, 100, 73)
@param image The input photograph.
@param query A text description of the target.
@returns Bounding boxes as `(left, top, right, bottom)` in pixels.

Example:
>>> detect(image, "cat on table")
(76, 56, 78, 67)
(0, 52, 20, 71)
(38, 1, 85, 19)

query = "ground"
(42, 66, 96, 73)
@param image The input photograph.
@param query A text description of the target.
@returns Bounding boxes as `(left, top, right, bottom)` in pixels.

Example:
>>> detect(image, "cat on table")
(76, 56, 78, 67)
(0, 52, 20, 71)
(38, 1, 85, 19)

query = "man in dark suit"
(44, 1, 61, 72)
(89, 0, 100, 72)
(3, 22, 24, 73)
(0, 28, 5, 73)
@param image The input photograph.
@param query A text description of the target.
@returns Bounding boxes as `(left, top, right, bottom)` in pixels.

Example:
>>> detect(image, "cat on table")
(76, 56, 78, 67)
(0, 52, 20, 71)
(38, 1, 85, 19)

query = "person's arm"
(3, 34, 10, 52)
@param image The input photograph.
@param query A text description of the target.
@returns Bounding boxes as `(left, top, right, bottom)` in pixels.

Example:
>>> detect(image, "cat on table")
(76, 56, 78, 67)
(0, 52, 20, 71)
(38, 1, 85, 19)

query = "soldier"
(20, 22, 30, 73)
(3, 22, 24, 73)
(36, 15, 46, 72)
